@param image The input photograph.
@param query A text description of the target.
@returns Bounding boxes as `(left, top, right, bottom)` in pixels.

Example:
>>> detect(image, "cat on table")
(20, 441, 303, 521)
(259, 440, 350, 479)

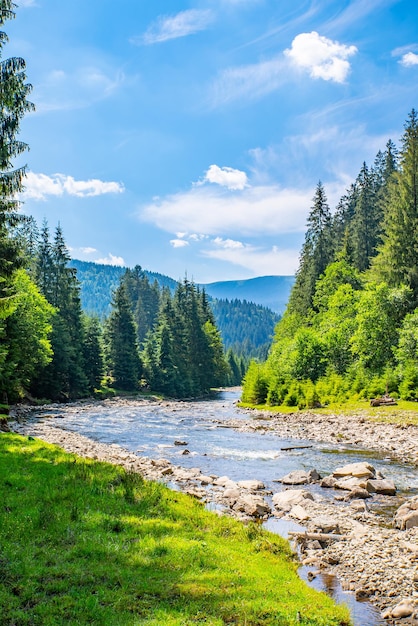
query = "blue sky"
(7, 0, 418, 282)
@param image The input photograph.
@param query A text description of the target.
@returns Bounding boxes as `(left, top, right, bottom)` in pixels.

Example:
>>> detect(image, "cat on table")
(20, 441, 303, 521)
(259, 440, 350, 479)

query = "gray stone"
(279, 470, 311, 485)
(234, 495, 271, 517)
(390, 599, 414, 619)
(320, 475, 337, 488)
(272, 489, 314, 511)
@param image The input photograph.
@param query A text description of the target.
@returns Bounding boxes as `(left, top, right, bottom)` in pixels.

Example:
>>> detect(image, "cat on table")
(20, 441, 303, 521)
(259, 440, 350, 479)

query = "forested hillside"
(70, 259, 280, 358)
(204, 276, 294, 313)
(243, 110, 418, 408)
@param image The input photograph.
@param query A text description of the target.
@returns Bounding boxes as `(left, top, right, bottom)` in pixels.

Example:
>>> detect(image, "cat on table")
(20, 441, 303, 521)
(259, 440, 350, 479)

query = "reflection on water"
(33, 389, 415, 626)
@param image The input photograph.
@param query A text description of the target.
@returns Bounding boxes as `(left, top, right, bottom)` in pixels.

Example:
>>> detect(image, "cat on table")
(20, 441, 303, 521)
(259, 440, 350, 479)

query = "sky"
(6, 0, 418, 283)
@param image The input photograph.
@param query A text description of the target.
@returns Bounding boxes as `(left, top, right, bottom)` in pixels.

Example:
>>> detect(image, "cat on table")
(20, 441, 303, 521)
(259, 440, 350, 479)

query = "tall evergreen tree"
(373, 109, 418, 299)
(31, 224, 88, 399)
(104, 282, 142, 391)
(350, 162, 379, 271)
(0, 0, 34, 292)
(288, 182, 332, 316)
(82, 315, 104, 392)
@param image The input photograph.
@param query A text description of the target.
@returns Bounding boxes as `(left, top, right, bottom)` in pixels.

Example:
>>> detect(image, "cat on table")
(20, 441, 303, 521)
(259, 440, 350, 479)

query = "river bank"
(8, 396, 418, 623)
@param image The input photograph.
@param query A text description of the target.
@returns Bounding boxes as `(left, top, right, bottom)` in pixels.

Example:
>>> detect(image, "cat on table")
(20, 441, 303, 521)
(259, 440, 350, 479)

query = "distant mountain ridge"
(69, 260, 291, 357)
(203, 276, 294, 313)
(70, 260, 294, 315)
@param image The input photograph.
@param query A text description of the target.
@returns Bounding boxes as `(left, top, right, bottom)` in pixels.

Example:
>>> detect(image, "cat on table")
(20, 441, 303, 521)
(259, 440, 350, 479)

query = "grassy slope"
(239, 399, 418, 426)
(0, 434, 350, 626)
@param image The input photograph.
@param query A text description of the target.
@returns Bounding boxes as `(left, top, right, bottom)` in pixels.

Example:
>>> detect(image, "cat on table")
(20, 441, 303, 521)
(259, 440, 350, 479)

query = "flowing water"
(33, 389, 418, 625)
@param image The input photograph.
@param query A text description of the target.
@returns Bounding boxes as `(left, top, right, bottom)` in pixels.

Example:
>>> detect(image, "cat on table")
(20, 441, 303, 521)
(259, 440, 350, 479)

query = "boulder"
(289, 504, 310, 521)
(279, 469, 321, 485)
(320, 475, 337, 489)
(389, 599, 414, 619)
(366, 479, 396, 496)
(334, 476, 365, 491)
(272, 489, 314, 512)
(234, 495, 271, 517)
(394, 496, 418, 530)
(332, 462, 375, 479)
(279, 470, 311, 485)
(237, 479, 265, 491)
(344, 487, 371, 500)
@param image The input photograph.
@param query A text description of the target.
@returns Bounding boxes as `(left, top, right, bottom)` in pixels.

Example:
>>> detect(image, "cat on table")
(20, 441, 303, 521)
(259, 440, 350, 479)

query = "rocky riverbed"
(7, 398, 418, 623)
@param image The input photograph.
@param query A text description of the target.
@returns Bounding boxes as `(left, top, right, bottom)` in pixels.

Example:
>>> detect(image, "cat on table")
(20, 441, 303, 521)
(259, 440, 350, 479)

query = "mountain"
(203, 276, 295, 314)
(69, 260, 289, 357)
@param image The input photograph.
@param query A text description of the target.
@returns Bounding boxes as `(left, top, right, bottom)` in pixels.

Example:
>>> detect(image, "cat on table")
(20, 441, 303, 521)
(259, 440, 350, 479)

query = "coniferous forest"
(243, 110, 418, 407)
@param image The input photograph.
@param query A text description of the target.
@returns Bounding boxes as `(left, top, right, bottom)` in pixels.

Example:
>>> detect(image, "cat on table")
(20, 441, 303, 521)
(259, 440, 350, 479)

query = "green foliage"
(242, 110, 418, 409)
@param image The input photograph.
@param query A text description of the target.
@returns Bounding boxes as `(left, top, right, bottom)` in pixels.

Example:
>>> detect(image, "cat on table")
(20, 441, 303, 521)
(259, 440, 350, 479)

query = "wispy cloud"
(201, 164, 248, 190)
(141, 181, 311, 237)
(17, 0, 38, 6)
(36, 66, 126, 113)
(284, 31, 357, 83)
(324, 0, 398, 33)
(203, 242, 299, 275)
(211, 55, 288, 106)
(23, 172, 124, 200)
(135, 10, 214, 46)
(399, 52, 418, 67)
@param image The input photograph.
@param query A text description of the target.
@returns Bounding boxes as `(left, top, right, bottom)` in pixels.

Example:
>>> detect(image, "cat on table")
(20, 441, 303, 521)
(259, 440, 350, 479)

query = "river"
(27, 389, 418, 625)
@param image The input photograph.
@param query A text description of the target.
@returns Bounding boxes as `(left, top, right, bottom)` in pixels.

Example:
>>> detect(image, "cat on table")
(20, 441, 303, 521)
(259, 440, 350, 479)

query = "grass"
(238, 398, 418, 426)
(0, 433, 351, 626)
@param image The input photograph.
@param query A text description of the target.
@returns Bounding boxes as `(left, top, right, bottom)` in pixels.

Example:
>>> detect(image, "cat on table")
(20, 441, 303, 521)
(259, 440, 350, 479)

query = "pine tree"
(350, 162, 379, 271)
(82, 315, 104, 392)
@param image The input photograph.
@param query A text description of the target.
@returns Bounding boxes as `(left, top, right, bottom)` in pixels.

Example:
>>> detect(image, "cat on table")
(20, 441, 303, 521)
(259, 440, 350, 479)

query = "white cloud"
(211, 55, 287, 105)
(23, 172, 124, 200)
(95, 254, 125, 267)
(400, 52, 418, 67)
(284, 31, 357, 83)
(212, 237, 244, 249)
(203, 164, 248, 190)
(141, 183, 311, 236)
(138, 10, 213, 45)
(170, 239, 189, 248)
(203, 243, 299, 275)
(81, 247, 97, 255)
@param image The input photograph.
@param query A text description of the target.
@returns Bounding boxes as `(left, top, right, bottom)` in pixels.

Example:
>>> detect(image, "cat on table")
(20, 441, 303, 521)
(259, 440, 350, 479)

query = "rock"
(272, 489, 314, 511)
(334, 476, 366, 491)
(214, 475, 232, 487)
(366, 479, 396, 496)
(223, 488, 241, 504)
(174, 440, 188, 446)
(234, 494, 271, 517)
(332, 461, 375, 479)
(279, 469, 321, 485)
(320, 475, 337, 488)
(309, 517, 340, 534)
(237, 479, 265, 490)
(350, 499, 367, 512)
(181, 449, 190, 455)
(279, 470, 311, 485)
(394, 496, 418, 530)
(390, 599, 414, 619)
(199, 475, 213, 485)
(345, 487, 371, 500)
(289, 504, 310, 521)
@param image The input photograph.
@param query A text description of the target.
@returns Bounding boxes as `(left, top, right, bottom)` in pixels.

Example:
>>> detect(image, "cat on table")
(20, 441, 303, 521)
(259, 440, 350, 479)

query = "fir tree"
(104, 282, 142, 391)
(373, 109, 418, 299)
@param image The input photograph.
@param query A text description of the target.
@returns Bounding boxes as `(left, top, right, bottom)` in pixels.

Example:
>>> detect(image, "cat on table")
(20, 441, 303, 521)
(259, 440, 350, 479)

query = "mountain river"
(22, 389, 418, 626)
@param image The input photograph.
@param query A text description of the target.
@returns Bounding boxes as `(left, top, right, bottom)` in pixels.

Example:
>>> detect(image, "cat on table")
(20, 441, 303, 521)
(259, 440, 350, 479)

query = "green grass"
(0, 434, 351, 626)
(239, 398, 418, 426)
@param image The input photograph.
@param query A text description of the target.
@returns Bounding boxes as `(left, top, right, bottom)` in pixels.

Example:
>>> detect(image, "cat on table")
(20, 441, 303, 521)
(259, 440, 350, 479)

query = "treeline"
(3, 219, 243, 401)
(71, 259, 279, 360)
(243, 109, 418, 407)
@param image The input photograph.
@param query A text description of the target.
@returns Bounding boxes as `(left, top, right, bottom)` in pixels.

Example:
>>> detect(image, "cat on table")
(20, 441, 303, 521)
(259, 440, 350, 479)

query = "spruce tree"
(373, 109, 418, 299)
(104, 282, 142, 391)
(0, 0, 34, 290)
(288, 182, 332, 316)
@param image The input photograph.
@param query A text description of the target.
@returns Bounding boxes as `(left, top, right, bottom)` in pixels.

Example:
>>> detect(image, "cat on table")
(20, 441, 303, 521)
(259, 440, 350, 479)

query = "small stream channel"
(32, 390, 418, 625)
